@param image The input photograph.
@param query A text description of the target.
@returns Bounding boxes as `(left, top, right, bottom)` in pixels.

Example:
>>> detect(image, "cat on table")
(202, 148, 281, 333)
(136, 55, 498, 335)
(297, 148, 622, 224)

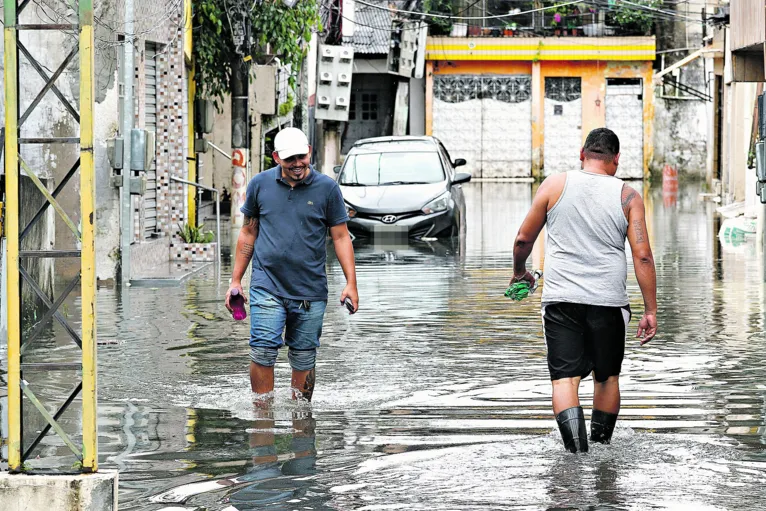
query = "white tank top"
(541, 170, 629, 307)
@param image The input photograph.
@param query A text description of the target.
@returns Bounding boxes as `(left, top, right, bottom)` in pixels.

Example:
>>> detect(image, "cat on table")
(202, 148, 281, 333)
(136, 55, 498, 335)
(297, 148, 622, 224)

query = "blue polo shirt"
(240, 165, 349, 301)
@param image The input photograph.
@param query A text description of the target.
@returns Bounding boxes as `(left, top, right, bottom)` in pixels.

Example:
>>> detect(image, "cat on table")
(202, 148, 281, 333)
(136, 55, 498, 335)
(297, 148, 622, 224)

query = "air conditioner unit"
(335, 97, 348, 109)
(321, 47, 334, 61)
(317, 95, 331, 109)
(320, 71, 333, 84)
(337, 72, 351, 86)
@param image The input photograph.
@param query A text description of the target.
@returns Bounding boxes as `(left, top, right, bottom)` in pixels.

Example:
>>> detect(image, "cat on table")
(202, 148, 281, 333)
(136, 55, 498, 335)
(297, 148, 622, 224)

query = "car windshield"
(339, 151, 445, 186)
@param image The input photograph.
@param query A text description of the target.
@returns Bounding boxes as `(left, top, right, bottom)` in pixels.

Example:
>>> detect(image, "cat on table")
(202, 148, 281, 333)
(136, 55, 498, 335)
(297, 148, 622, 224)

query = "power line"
(351, 0, 707, 25)
(353, 0, 582, 21)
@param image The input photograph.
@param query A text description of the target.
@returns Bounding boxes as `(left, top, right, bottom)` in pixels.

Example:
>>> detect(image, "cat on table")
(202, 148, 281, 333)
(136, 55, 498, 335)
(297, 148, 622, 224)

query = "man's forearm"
(513, 237, 534, 275)
(333, 235, 357, 286)
(633, 255, 657, 313)
(231, 228, 257, 284)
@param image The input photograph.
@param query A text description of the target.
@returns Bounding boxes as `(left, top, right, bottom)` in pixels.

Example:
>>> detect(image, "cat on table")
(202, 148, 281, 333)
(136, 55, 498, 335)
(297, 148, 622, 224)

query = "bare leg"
(593, 375, 620, 414)
(552, 376, 582, 415)
(250, 406, 277, 465)
(250, 362, 275, 395)
(291, 368, 316, 401)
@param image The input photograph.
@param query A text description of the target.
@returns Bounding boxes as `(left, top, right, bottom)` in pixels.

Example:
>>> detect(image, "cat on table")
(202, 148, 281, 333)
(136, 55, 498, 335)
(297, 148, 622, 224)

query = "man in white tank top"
(511, 128, 657, 453)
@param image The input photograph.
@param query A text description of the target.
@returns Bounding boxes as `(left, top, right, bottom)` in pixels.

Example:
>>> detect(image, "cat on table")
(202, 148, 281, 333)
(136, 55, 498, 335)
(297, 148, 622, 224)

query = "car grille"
(355, 210, 422, 222)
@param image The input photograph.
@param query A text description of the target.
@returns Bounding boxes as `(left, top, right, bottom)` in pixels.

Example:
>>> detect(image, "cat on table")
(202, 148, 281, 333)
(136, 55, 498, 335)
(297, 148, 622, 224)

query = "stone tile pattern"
(155, 11, 189, 238)
(170, 242, 217, 262)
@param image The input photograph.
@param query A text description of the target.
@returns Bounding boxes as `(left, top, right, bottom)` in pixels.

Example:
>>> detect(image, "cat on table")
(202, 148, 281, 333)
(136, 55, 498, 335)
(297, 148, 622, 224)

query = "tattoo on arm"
(241, 242, 254, 259)
(244, 215, 259, 228)
(632, 219, 646, 243)
(622, 188, 639, 216)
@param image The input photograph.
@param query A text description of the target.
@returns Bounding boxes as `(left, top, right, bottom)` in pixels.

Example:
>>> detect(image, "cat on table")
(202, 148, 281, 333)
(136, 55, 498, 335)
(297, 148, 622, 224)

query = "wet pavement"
(3, 180, 766, 510)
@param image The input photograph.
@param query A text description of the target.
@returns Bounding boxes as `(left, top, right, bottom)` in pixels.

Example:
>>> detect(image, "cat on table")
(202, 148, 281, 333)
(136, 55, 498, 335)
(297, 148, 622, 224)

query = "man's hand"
(225, 281, 247, 312)
(510, 271, 536, 289)
(340, 284, 359, 314)
(636, 312, 657, 345)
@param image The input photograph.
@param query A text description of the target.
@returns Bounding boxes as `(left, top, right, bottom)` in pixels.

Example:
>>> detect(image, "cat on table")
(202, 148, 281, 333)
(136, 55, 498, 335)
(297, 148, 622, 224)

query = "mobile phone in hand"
(344, 297, 355, 313)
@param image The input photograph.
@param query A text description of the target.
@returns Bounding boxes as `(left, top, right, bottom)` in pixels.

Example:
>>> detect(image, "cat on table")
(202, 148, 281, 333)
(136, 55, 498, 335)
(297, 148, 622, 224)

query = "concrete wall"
(653, 100, 708, 175)
(0, 472, 118, 510)
(651, 0, 710, 177)
(0, 0, 189, 283)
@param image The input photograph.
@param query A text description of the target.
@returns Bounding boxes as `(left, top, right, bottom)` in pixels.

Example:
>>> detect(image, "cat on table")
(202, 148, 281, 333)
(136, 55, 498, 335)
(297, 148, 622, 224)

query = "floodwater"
(3, 180, 766, 510)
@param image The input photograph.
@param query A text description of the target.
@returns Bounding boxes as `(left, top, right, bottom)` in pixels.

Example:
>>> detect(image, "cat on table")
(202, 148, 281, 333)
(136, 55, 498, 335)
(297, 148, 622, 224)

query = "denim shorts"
(249, 287, 327, 352)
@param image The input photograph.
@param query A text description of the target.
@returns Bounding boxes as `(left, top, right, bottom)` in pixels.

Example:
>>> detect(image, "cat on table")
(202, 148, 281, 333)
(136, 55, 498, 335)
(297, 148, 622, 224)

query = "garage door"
(433, 75, 532, 178)
(143, 43, 159, 238)
(544, 77, 582, 176)
(606, 79, 644, 180)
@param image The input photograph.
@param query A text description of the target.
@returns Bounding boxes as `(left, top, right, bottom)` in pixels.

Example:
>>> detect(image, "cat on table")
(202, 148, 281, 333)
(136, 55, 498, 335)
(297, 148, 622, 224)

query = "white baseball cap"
(274, 128, 310, 159)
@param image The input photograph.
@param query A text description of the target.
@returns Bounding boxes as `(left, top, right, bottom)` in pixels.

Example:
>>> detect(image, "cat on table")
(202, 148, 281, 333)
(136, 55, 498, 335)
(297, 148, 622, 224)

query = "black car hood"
(341, 183, 447, 214)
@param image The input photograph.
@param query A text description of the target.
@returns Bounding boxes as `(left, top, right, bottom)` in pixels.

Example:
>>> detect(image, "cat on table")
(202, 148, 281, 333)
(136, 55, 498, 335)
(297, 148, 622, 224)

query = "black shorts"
(542, 302, 631, 383)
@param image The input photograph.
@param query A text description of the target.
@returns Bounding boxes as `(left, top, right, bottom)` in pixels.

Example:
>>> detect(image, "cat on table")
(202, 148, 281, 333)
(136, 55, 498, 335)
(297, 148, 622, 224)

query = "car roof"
(348, 136, 440, 154)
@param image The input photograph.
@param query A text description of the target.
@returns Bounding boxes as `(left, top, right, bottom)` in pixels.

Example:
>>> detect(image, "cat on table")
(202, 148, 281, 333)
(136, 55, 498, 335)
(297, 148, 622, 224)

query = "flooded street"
(4, 180, 766, 510)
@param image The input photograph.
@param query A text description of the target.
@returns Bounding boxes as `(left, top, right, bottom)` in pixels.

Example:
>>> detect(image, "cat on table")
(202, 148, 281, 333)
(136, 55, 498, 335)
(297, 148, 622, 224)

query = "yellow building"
(424, 36, 656, 180)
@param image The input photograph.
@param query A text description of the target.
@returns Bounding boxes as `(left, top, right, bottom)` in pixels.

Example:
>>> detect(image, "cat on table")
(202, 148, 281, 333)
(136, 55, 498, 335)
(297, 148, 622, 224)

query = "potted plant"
(568, 5, 581, 36)
(171, 222, 217, 263)
(503, 22, 517, 36)
(552, 13, 561, 36)
(568, 21, 579, 36)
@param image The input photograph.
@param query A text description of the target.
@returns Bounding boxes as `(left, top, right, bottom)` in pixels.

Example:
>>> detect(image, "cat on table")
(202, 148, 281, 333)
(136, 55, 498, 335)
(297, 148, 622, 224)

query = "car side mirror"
(333, 165, 342, 175)
(453, 158, 467, 168)
(453, 172, 471, 185)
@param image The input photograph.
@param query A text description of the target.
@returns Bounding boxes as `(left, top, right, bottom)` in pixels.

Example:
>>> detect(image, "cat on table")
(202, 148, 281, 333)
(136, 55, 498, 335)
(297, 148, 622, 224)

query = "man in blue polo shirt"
(225, 127, 358, 401)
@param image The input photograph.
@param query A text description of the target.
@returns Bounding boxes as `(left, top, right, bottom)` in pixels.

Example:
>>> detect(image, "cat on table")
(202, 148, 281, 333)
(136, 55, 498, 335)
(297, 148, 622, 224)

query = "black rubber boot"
(555, 406, 588, 453)
(590, 409, 618, 444)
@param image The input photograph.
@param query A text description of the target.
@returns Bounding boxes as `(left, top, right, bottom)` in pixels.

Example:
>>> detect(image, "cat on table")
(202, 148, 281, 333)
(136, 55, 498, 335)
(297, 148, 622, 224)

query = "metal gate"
(143, 43, 159, 238)
(544, 77, 582, 176)
(432, 75, 532, 178)
(606, 79, 644, 179)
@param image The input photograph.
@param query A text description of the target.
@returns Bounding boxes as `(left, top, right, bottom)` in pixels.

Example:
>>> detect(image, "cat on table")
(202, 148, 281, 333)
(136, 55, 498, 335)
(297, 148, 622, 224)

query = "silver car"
(334, 136, 471, 241)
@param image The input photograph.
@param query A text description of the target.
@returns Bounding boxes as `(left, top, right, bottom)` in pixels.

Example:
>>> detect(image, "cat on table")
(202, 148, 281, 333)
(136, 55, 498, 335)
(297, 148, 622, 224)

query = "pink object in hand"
(230, 288, 247, 321)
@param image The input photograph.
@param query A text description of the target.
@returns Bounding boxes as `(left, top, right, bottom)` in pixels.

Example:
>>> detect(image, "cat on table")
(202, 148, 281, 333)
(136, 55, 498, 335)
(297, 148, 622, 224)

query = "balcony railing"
(432, 0, 656, 38)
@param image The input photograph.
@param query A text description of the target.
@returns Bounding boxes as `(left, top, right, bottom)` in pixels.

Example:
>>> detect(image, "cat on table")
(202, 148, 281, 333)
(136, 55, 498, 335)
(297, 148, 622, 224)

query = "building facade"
(425, 36, 656, 179)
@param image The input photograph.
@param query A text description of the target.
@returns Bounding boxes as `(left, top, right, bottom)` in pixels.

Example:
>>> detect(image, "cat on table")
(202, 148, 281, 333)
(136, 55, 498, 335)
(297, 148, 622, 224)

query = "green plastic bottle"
(505, 270, 543, 301)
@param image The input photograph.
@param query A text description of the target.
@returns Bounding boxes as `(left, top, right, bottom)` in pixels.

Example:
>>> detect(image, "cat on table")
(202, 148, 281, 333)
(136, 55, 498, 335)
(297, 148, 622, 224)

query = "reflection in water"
(229, 410, 318, 510)
(3, 181, 766, 509)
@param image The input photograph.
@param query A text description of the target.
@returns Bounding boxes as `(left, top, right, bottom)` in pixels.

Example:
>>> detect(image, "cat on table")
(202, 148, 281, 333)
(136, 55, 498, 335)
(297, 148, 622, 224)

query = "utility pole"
(231, 58, 249, 228)
(120, 0, 135, 284)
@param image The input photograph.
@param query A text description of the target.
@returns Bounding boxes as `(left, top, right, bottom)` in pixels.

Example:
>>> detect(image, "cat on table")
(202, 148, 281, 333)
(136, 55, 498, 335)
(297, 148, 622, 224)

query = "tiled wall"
(155, 11, 189, 237)
(170, 242, 218, 263)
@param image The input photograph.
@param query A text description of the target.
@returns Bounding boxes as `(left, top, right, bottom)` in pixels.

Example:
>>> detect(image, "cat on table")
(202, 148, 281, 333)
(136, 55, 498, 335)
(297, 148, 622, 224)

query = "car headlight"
(422, 192, 451, 215)
(345, 202, 357, 218)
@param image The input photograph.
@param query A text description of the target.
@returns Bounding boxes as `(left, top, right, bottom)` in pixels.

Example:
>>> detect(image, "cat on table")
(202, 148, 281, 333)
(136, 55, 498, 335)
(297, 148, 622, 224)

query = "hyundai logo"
(381, 215, 398, 224)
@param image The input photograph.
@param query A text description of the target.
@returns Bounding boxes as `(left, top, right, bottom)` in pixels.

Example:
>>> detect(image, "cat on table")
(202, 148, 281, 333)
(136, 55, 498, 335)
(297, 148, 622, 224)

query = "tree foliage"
(423, 0, 452, 36)
(193, 0, 320, 107)
(612, 0, 663, 34)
